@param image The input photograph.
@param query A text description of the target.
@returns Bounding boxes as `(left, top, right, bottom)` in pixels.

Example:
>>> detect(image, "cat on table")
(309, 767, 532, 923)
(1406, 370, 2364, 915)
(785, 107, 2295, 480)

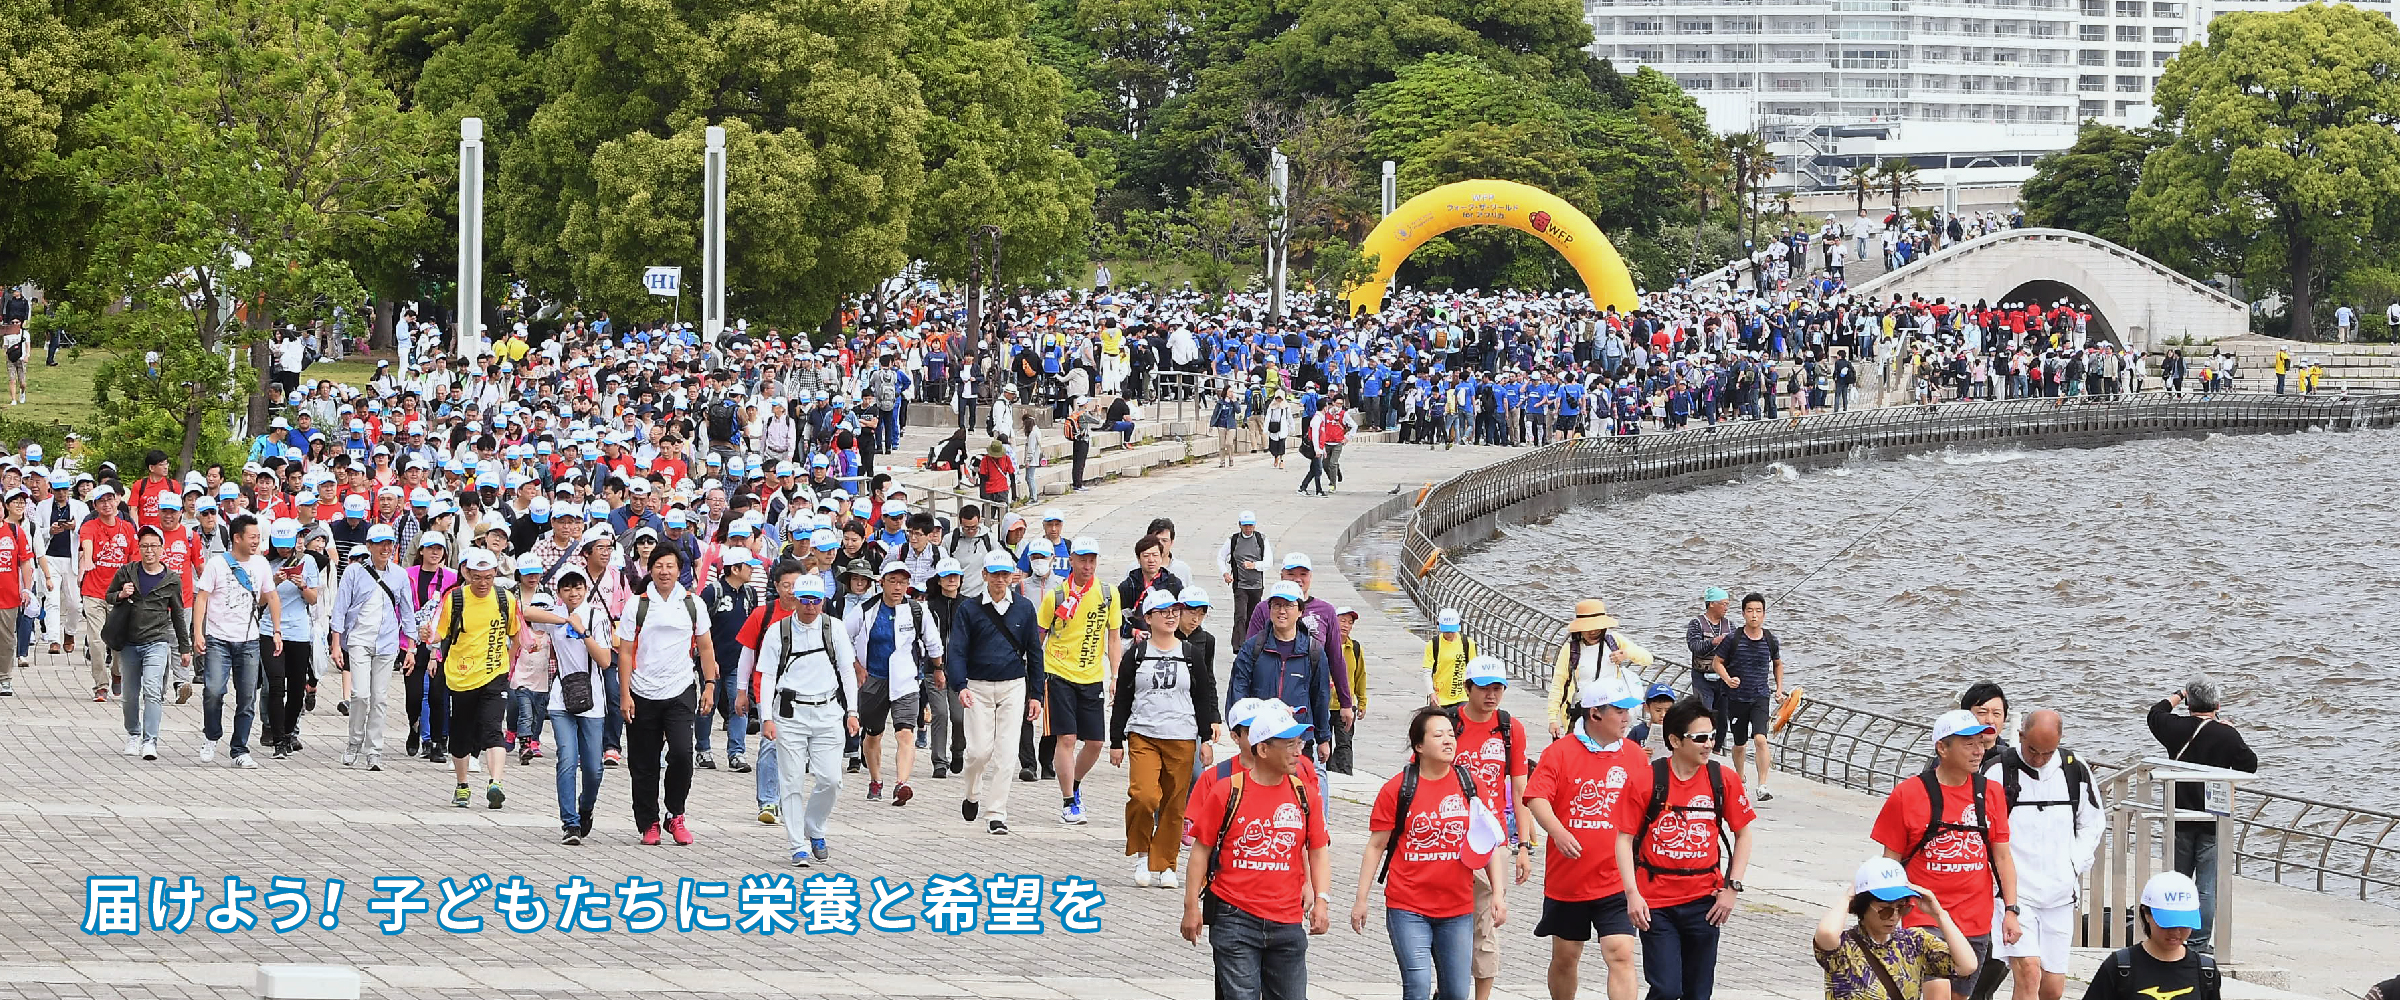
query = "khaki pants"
(0, 607, 19, 682)
(961, 679, 1025, 823)
(1473, 869, 1501, 980)
(81, 600, 113, 690)
(1124, 732, 1196, 872)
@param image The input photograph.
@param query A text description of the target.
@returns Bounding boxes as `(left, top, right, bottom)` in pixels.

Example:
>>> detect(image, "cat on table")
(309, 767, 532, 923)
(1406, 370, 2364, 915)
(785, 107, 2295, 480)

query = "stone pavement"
(0, 434, 2387, 999)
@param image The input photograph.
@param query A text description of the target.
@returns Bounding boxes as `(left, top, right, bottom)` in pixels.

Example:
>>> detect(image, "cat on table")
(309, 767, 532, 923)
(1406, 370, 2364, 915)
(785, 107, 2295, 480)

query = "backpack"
(630, 591, 701, 655)
(1441, 706, 1519, 841)
(772, 614, 848, 713)
(1201, 768, 1312, 925)
(2107, 947, 2219, 1000)
(440, 585, 515, 651)
(1903, 770, 2001, 898)
(1634, 758, 1732, 879)
(1991, 744, 2092, 822)
(706, 399, 740, 442)
(1376, 764, 1478, 883)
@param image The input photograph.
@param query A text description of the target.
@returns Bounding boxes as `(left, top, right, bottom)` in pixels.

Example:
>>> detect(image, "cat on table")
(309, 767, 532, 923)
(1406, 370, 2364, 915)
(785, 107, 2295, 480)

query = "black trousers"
(261, 640, 314, 745)
(627, 684, 699, 830)
(1232, 587, 1263, 640)
(1070, 437, 1090, 489)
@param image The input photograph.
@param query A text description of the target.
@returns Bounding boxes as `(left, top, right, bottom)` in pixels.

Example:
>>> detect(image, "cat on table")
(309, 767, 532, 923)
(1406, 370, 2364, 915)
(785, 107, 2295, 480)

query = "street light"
(458, 117, 484, 359)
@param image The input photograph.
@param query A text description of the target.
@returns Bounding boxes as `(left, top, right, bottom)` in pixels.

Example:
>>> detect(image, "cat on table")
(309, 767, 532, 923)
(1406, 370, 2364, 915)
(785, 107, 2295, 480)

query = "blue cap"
(793, 575, 829, 600)
(1703, 586, 1729, 603)
(2140, 872, 2203, 929)
(1645, 682, 1677, 702)
(1462, 656, 1508, 689)
(366, 524, 396, 543)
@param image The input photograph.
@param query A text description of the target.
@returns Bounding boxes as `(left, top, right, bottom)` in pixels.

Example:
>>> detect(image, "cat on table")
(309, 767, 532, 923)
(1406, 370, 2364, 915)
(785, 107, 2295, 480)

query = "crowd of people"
(0, 280, 2307, 1000)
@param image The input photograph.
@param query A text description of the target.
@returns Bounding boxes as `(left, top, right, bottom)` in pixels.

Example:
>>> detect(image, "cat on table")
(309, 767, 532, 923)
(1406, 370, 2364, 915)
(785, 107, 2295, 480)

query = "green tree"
(1844, 162, 1877, 220)
(49, 0, 431, 469)
(905, 0, 1097, 290)
(0, 1, 160, 289)
(1723, 131, 1772, 248)
(1877, 157, 1921, 220)
(2130, 2, 2400, 340)
(2019, 123, 2166, 247)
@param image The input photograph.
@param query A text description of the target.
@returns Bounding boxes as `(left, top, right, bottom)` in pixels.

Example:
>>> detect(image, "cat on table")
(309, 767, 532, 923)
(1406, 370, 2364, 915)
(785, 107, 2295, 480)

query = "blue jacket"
(943, 593, 1046, 699)
(1226, 631, 1331, 741)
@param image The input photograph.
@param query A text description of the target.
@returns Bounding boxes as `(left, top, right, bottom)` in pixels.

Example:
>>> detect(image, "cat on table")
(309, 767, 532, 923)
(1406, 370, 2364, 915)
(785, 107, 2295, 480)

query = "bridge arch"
(1344, 179, 1639, 315)
(1849, 228, 2246, 352)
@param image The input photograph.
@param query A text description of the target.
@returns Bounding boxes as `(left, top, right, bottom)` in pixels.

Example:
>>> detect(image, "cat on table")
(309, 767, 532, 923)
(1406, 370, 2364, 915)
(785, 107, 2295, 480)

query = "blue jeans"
(1386, 908, 1473, 1000)
(2173, 825, 2219, 952)
(202, 637, 262, 756)
(510, 688, 548, 744)
(694, 673, 746, 757)
(550, 711, 605, 831)
(603, 667, 624, 751)
(1210, 905, 1308, 1000)
(120, 641, 173, 740)
(1639, 896, 1722, 1000)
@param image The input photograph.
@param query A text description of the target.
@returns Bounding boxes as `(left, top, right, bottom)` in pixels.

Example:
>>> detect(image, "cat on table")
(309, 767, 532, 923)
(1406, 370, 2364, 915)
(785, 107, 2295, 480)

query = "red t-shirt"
(1371, 770, 1476, 918)
(158, 526, 201, 607)
(735, 602, 799, 699)
(79, 517, 138, 598)
(130, 476, 175, 531)
(1525, 735, 1647, 901)
(1451, 710, 1526, 837)
(0, 521, 31, 609)
(1614, 760, 1757, 908)
(1870, 775, 2011, 938)
(1188, 768, 1329, 924)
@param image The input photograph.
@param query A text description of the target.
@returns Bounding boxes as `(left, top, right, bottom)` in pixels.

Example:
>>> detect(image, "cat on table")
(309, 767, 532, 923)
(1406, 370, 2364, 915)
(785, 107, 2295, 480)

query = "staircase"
(2210, 334, 2400, 392)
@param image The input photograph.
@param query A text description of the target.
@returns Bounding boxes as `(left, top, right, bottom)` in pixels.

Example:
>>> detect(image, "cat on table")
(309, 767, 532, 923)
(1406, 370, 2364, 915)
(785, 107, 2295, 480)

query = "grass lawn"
(12, 349, 391, 435)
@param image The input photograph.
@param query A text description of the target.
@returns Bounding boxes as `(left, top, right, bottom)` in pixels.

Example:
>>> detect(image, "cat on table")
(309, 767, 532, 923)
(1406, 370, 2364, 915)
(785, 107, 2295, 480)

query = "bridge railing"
(1386, 391, 2400, 903)
(1852, 227, 2250, 313)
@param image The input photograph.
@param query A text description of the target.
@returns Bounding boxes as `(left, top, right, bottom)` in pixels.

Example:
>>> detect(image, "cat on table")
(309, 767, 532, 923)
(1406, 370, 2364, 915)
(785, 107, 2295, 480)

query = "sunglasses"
(794, 596, 824, 605)
(1677, 731, 1718, 743)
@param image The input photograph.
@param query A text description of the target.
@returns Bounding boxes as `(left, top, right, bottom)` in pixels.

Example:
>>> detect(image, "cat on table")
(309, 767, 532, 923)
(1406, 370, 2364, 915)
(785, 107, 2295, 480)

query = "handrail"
(1384, 390, 2400, 904)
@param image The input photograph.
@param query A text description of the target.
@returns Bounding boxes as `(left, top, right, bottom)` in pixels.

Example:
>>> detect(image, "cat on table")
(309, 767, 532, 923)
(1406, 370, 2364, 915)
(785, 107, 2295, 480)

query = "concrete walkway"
(0, 435, 2389, 999)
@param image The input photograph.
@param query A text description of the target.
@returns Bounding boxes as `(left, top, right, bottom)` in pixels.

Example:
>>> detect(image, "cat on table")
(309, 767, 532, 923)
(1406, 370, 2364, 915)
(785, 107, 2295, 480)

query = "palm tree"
(1723, 131, 1775, 252)
(1845, 162, 1877, 219)
(1877, 158, 1922, 220)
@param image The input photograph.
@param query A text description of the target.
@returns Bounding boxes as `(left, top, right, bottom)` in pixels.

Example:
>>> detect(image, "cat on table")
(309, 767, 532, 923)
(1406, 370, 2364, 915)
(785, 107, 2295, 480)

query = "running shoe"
(366, 755, 382, 772)
(892, 783, 913, 806)
(1061, 803, 1085, 825)
(641, 823, 663, 846)
(1757, 789, 1776, 802)
(486, 782, 505, 810)
(122, 735, 142, 756)
(867, 780, 884, 801)
(697, 753, 717, 770)
(792, 848, 813, 868)
(453, 784, 472, 807)
(810, 838, 829, 862)
(93, 686, 107, 703)
(933, 763, 949, 779)
(605, 748, 622, 767)
(729, 754, 751, 773)
(139, 740, 158, 761)
(1131, 861, 1155, 888)
(758, 804, 778, 825)
(231, 753, 258, 769)
(0, 679, 13, 696)
(962, 799, 980, 822)
(468, 755, 483, 774)
(989, 819, 1009, 836)
(1156, 869, 1179, 889)
(342, 749, 358, 767)
(271, 744, 289, 760)
(562, 828, 582, 846)
(666, 814, 694, 846)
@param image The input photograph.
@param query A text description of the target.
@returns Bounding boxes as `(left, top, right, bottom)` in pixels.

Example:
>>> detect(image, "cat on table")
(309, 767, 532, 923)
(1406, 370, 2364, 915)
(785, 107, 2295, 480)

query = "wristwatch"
(2004, 904, 2021, 915)
(1723, 880, 1744, 893)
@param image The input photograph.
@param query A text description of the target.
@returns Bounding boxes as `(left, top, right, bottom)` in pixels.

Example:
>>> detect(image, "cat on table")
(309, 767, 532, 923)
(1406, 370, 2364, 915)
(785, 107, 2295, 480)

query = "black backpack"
(706, 398, 739, 442)
(1634, 758, 1732, 879)
(1375, 763, 1479, 883)
(1990, 744, 2093, 821)
(2107, 946, 2219, 1000)
(1903, 769, 2001, 898)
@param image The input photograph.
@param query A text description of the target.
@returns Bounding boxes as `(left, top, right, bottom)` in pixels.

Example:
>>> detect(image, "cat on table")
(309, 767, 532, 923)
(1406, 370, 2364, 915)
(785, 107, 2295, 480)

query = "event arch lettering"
(1343, 179, 1641, 315)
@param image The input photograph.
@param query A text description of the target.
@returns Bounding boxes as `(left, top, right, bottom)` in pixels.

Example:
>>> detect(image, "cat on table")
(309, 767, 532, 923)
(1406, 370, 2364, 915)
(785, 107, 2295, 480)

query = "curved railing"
(1852, 227, 2250, 313)
(1387, 390, 2400, 901)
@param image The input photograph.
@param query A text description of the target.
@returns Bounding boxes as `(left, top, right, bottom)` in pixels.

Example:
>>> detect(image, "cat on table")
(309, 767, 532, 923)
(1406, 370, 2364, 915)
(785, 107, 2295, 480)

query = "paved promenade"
(0, 434, 2390, 999)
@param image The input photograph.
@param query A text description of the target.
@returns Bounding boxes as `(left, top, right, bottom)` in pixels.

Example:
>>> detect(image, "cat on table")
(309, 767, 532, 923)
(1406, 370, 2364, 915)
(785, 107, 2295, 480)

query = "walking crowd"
(0, 281, 2286, 1000)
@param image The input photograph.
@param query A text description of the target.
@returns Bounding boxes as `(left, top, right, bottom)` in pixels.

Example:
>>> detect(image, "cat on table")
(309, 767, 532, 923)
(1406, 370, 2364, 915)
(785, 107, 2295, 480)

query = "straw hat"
(1569, 598, 1618, 632)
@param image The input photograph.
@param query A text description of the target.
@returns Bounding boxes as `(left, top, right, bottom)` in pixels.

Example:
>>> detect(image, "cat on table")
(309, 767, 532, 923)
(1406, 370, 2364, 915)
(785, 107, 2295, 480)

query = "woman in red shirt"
(1351, 706, 1509, 1000)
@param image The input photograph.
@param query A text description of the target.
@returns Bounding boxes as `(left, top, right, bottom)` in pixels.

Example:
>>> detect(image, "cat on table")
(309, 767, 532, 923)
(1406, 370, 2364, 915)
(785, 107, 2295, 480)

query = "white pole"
(703, 125, 726, 342)
(458, 118, 484, 359)
(1381, 160, 1397, 218)
(1268, 147, 1289, 322)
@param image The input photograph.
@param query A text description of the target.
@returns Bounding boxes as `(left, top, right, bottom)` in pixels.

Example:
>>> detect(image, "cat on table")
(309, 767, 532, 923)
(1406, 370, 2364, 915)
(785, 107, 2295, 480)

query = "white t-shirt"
(196, 552, 273, 642)
(613, 584, 708, 700)
(277, 338, 306, 374)
(548, 602, 612, 718)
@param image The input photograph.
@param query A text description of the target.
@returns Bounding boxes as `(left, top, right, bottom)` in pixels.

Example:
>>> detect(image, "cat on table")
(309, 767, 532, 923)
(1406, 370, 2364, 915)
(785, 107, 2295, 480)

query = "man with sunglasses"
(1617, 697, 1756, 1000)
(754, 563, 857, 865)
(1872, 709, 2022, 1000)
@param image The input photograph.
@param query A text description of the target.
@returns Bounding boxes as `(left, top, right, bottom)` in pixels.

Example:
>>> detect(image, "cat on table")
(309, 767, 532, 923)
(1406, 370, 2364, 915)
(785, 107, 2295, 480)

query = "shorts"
(1047, 678, 1105, 739)
(859, 676, 919, 735)
(1995, 901, 2071, 974)
(1534, 893, 1634, 942)
(1723, 698, 1768, 745)
(1472, 870, 1501, 979)
(1948, 932, 1993, 998)
(447, 675, 508, 758)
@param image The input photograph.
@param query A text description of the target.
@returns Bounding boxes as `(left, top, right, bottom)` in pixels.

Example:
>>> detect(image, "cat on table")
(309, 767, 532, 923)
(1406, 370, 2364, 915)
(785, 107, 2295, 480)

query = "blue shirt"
(866, 604, 898, 679)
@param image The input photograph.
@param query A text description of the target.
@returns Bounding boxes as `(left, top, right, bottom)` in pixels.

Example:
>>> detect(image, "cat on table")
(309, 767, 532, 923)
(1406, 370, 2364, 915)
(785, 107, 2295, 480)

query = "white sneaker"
(469, 756, 483, 774)
(1131, 859, 1154, 888)
(231, 753, 259, 769)
(122, 735, 143, 756)
(139, 740, 158, 761)
(342, 750, 357, 767)
(1155, 869, 1178, 890)
(196, 741, 219, 765)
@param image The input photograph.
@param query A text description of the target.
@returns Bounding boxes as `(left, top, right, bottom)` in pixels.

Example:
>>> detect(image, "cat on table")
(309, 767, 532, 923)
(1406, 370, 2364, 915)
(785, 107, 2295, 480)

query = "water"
(1443, 427, 2400, 814)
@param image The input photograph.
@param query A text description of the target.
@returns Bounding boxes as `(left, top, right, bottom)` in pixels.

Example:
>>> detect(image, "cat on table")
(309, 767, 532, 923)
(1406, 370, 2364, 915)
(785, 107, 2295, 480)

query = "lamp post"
(457, 117, 484, 359)
(703, 125, 726, 342)
(1267, 147, 1290, 325)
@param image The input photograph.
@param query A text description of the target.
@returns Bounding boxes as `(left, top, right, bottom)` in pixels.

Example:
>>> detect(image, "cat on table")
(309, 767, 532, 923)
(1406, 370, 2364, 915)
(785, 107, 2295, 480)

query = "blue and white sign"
(643, 266, 682, 298)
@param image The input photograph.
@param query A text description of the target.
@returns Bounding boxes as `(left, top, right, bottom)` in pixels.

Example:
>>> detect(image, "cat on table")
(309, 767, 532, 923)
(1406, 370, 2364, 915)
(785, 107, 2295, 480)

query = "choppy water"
(1444, 427, 2400, 814)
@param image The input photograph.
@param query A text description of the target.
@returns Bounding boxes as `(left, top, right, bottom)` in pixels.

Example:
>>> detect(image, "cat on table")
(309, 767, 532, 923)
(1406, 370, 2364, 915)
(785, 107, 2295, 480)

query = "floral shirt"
(1815, 925, 1955, 1000)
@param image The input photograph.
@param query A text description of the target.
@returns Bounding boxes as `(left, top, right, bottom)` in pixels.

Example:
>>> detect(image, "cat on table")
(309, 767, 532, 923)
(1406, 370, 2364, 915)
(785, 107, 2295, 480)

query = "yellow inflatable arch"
(1343, 179, 1641, 315)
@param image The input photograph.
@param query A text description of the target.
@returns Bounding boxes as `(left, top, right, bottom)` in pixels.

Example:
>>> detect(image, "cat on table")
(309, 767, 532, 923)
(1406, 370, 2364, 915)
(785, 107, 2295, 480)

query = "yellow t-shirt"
(1423, 634, 1475, 707)
(438, 586, 514, 691)
(1037, 576, 1119, 685)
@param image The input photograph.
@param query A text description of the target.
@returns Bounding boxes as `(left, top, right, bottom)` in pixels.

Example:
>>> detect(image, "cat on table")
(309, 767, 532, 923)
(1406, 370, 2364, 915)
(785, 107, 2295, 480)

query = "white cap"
(1227, 698, 1267, 730)
(1179, 586, 1211, 608)
(1041, 508, 1065, 523)
(1437, 608, 1461, 632)
(1237, 510, 1257, 525)
(1266, 580, 1304, 603)
(461, 549, 501, 572)
(934, 558, 963, 578)
(982, 550, 1017, 573)
(1281, 552, 1313, 572)
(1852, 858, 1920, 902)
(419, 531, 449, 549)
(1140, 590, 1180, 615)
(2139, 872, 2203, 929)
(1069, 535, 1100, 556)
(1246, 700, 1311, 741)
(515, 553, 546, 574)
(1463, 655, 1509, 689)
(1579, 673, 1640, 710)
(722, 546, 758, 567)
(1931, 709, 1994, 747)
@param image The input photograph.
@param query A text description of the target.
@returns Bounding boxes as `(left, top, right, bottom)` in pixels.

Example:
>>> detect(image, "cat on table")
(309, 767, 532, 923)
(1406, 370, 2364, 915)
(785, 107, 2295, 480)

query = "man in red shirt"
(1616, 697, 1757, 1000)
(0, 488, 43, 697)
(1179, 699, 1331, 1000)
(1451, 657, 1534, 1000)
(1872, 709, 2022, 1000)
(79, 488, 140, 701)
(1527, 675, 1649, 1000)
(128, 450, 177, 531)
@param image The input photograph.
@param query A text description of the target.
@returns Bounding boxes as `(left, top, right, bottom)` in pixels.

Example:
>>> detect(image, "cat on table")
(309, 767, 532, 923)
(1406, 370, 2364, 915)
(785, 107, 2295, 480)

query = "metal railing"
(1386, 390, 2400, 899)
